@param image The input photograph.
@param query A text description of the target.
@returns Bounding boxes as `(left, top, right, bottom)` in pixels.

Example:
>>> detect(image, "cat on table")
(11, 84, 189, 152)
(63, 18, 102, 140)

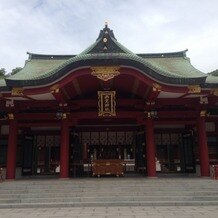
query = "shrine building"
(0, 24, 218, 179)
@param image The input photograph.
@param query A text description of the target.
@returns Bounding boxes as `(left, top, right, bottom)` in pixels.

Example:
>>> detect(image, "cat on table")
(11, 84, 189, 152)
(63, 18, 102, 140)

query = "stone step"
(0, 190, 218, 199)
(1, 184, 217, 190)
(1, 195, 218, 204)
(1, 200, 218, 208)
(0, 178, 217, 208)
(1, 189, 217, 194)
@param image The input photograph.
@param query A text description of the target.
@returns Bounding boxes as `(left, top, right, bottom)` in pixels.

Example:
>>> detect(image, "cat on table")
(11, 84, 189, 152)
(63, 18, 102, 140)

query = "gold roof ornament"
(188, 85, 201, 94)
(91, 66, 120, 81)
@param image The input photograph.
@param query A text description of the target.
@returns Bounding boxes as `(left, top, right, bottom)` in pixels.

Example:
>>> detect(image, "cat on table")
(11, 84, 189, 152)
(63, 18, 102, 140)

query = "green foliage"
(11, 67, 22, 75)
(208, 69, 218, 76)
(0, 68, 6, 77)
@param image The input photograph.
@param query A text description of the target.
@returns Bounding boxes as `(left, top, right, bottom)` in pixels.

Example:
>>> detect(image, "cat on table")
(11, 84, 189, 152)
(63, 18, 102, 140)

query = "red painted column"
(60, 117, 69, 178)
(145, 115, 156, 177)
(6, 117, 18, 180)
(197, 112, 209, 177)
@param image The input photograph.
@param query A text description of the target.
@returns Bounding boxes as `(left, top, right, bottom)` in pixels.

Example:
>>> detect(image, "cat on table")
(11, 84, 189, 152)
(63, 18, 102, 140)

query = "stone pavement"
(0, 206, 218, 218)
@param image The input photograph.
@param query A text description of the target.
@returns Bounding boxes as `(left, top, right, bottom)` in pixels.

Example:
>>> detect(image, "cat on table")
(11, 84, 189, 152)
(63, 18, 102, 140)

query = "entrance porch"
(1, 117, 215, 180)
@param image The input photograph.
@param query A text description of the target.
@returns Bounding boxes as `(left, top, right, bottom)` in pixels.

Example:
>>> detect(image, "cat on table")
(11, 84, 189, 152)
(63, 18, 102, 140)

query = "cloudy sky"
(0, 0, 217, 74)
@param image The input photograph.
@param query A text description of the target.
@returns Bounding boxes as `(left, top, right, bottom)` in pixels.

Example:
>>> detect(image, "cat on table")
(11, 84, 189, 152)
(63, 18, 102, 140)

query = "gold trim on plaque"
(91, 66, 120, 81)
(98, 91, 116, 117)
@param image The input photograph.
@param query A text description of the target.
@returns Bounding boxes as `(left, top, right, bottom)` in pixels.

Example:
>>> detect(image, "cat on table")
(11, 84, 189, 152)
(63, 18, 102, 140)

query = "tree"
(208, 69, 218, 76)
(11, 67, 22, 75)
(0, 68, 6, 77)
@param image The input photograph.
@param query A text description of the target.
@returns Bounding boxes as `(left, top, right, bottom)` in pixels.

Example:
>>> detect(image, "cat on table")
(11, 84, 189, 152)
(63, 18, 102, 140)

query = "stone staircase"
(0, 177, 218, 208)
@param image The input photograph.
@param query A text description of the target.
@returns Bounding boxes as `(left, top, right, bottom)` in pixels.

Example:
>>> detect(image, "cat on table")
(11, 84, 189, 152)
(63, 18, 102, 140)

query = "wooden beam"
(14, 109, 199, 122)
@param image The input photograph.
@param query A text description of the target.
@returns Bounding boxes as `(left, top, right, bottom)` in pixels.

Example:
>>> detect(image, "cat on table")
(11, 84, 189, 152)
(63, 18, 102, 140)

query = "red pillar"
(6, 118, 18, 180)
(197, 113, 209, 177)
(60, 118, 69, 178)
(145, 116, 156, 177)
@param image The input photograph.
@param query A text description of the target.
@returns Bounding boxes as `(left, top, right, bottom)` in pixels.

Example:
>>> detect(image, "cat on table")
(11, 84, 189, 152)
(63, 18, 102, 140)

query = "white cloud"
(0, 0, 217, 73)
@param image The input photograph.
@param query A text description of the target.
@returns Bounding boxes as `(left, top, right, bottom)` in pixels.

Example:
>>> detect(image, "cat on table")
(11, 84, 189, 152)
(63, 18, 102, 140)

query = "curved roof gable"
(80, 23, 134, 55)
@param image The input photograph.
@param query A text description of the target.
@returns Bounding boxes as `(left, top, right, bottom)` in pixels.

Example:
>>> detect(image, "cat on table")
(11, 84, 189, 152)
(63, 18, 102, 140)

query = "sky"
(0, 0, 218, 74)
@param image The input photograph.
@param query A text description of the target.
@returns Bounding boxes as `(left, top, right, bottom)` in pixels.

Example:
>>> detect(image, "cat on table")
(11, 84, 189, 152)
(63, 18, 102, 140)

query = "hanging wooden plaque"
(98, 91, 116, 117)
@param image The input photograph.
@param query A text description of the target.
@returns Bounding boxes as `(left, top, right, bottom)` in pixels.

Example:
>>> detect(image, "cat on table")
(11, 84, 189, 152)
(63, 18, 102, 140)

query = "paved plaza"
(0, 206, 218, 218)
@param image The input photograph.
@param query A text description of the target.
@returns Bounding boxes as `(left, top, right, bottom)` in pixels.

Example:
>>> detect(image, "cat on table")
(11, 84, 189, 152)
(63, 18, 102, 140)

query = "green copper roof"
(205, 75, 218, 84)
(8, 59, 66, 81)
(143, 56, 205, 78)
(4, 52, 206, 86)
(0, 78, 6, 87)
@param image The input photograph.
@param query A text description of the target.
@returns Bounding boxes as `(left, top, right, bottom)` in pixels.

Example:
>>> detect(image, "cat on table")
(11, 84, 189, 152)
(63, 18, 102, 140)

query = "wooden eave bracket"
(50, 84, 60, 93)
(200, 110, 209, 117)
(11, 87, 24, 96)
(146, 83, 161, 102)
(50, 84, 68, 105)
(8, 113, 14, 120)
(152, 83, 162, 92)
(210, 88, 218, 96)
(188, 85, 201, 94)
(0, 113, 14, 120)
